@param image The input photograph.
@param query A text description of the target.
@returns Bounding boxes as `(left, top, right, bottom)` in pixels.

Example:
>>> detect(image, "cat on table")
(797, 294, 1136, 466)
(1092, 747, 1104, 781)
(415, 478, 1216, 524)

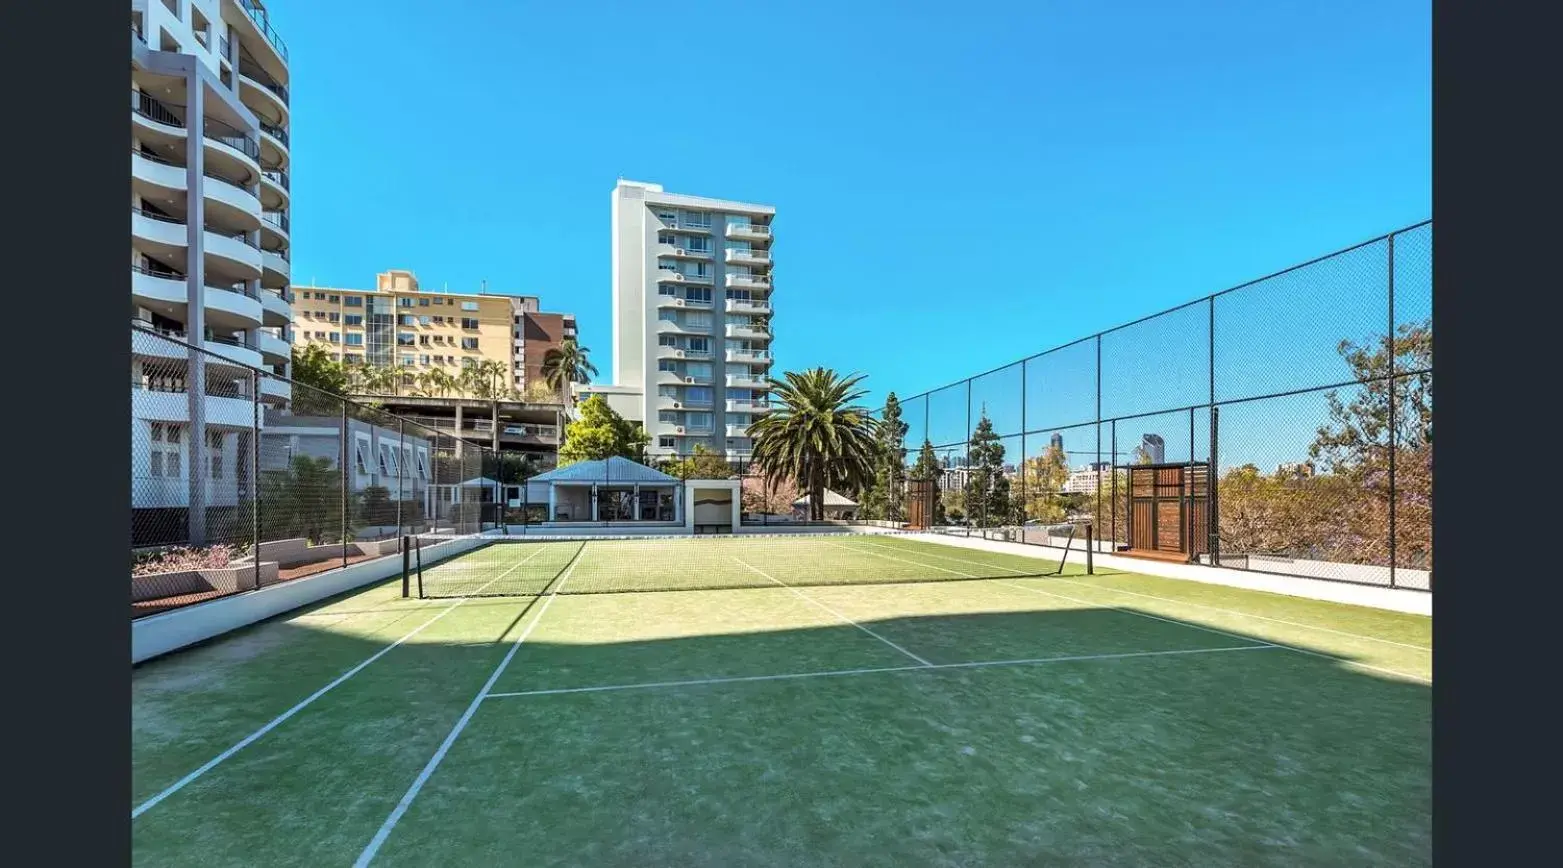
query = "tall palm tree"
(749, 368, 878, 521)
(541, 340, 598, 408)
(421, 368, 458, 398)
(357, 364, 399, 397)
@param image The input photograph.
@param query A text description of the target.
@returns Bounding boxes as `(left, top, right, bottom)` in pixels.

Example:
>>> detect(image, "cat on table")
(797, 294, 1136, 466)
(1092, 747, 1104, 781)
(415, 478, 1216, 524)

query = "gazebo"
(793, 488, 859, 520)
(530, 456, 683, 523)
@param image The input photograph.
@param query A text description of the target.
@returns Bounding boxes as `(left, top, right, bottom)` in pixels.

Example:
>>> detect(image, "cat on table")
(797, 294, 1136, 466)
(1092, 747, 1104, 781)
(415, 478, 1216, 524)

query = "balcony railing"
(726, 248, 771, 263)
(725, 298, 771, 312)
(261, 210, 290, 232)
(203, 117, 260, 161)
(727, 222, 771, 237)
(240, 63, 290, 104)
(727, 273, 772, 288)
(132, 21, 144, 42)
(131, 89, 183, 127)
(131, 318, 186, 340)
(236, 0, 290, 62)
(261, 168, 290, 191)
(259, 120, 289, 146)
(220, 36, 231, 61)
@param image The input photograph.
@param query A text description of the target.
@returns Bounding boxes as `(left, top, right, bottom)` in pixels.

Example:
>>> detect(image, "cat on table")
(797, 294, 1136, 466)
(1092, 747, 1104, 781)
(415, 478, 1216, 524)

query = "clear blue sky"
(275, 0, 1429, 435)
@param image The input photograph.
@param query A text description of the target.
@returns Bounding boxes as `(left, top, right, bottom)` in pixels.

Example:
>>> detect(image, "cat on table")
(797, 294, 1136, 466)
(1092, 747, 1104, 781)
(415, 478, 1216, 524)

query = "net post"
(401, 535, 410, 598)
(415, 535, 424, 598)
(341, 400, 350, 570)
(1085, 523, 1094, 575)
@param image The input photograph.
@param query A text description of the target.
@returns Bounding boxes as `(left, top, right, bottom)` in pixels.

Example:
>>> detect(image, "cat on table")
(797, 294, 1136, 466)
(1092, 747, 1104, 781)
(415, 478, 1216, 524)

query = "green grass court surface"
(132, 534, 1431, 867)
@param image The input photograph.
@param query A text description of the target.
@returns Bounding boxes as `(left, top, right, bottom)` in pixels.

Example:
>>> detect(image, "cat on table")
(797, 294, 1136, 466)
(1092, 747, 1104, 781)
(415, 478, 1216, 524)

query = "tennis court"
(132, 531, 1431, 866)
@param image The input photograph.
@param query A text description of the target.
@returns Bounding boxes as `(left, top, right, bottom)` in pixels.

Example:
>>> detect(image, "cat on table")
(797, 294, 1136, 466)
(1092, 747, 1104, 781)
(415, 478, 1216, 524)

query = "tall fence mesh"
(131, 325, 498, 618)
(876, 221, 1432, 591)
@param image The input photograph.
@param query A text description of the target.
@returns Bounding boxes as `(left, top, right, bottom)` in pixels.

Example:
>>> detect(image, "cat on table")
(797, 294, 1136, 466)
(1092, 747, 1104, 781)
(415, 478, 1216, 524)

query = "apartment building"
(506, 296, 579, 397)
(131, 0, 294, 542)
(291, 270, 516, 390)
(590, 179, 775, 459)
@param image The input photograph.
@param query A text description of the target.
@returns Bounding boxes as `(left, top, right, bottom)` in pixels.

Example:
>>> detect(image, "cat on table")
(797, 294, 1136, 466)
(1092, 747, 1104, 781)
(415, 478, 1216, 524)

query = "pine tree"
(965, 411, 1011, 528)
(862, 392, 908, 521)
(910, 439, 945, 525)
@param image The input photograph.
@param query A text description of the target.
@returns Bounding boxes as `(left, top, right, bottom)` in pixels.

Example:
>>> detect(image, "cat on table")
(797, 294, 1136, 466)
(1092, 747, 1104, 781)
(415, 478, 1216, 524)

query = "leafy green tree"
(964, 412, 1011, 527)
(259, 455, 347, 544)
(289, 345, 349, 415)
(661, 444, 735, 480)
(541, 340, 598, 407)
(558, 394, 650, 465)
(749, 368, 878, 521)
(1022, 441, 1070, 523)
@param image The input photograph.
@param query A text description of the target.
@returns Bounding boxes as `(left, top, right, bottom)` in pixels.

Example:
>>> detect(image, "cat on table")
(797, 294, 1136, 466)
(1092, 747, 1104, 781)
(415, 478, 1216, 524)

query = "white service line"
(352, 547, 587, 867)
(824, 540, 972, 577)
(861, 539, 1431, 652)
(131, 547, 548, 821)
(485, 644, 1276, 700)
(732, 557, 933, 667)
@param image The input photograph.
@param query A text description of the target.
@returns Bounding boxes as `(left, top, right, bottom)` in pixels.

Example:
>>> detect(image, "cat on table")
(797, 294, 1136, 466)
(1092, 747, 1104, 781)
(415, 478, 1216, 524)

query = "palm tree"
(749, 368, 878, 521)
(457, 359, 510, 400)
(357, 364, 400, 397)
(420, 368, 458, 398)
(541, 340, 598, 408)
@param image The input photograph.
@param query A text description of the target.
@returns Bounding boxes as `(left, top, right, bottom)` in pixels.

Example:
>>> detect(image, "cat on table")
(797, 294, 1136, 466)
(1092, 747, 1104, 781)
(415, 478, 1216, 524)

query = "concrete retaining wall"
(131, 536, 486, 664)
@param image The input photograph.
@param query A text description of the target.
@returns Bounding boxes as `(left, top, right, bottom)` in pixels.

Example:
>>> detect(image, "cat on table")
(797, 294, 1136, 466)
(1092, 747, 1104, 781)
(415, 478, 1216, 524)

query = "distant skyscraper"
(1049, 432, 1064, 452)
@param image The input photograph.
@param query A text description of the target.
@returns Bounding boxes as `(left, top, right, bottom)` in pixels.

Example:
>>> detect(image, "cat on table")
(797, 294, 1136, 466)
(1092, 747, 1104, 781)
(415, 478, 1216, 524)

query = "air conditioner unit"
(685, 377, 695, 384)
(672, 402, 681, 409)
(674, 426, 685, 434)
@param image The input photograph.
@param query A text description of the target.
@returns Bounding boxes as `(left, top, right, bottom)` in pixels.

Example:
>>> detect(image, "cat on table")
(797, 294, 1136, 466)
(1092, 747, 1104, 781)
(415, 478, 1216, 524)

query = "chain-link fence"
(131, 325, 499, 618)
(880, 221, 1432, 591)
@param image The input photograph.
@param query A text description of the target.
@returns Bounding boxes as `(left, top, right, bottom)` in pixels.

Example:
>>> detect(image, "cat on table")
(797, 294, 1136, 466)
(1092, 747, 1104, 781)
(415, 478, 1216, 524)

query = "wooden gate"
(1124, 463, 1210, 561)
(906, 479, 939, 529)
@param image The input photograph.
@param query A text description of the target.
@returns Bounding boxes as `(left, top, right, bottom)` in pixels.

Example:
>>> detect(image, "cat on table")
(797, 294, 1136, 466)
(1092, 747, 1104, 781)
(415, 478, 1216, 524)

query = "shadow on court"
(132, 578, 1431, 868)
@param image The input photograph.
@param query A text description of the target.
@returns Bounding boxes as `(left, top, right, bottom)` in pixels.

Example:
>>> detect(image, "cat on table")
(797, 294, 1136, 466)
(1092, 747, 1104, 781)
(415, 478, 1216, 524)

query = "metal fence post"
(1209, 405, 1220, 566)
(251, 369, 261, 591)
(1110, 420, 1117, 553)
(1387, 232, 1398, 588)
(341, 401, 350, 570)
(397, 417, 405, 537)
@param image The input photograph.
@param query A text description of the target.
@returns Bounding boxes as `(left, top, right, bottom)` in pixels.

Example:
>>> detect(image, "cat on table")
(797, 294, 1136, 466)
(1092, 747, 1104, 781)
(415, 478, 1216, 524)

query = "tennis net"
(404, 527, 1091, 599)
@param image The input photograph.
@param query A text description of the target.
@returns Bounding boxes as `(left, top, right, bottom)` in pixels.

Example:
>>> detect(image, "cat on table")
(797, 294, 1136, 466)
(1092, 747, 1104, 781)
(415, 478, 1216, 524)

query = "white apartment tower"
(131, 0, 293, 542)
(606, 180, 775, 459)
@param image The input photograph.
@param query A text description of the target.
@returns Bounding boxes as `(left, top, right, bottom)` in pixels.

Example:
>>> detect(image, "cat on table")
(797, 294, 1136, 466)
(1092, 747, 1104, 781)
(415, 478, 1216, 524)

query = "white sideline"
(732, 558, 933, 667)
(131, 547, 548, 820)
(353, 548, 585, 867)
(851, 538, 1431, 652)
(483, 644, 1277, 700)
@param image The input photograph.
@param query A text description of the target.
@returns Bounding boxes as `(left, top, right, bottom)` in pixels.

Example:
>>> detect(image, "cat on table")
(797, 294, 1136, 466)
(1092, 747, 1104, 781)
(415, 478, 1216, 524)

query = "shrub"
(132, 544, 239, 577)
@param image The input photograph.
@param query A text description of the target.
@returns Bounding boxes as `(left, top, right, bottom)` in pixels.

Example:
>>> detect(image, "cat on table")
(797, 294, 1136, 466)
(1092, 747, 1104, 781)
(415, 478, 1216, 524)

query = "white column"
(633, 483, 641, 521)
(730, 483, 741, 532)
(547, 484, 556, 522)
(591, 483, 599, 522)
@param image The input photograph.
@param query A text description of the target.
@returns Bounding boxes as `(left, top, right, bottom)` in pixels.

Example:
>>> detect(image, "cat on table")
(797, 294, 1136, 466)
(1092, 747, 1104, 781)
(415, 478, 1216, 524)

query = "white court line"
(732, 558, 933, 667)
(353, 545, 587, 867)
(824, 540, 972, 577)
(485, 644, 1276, 700)
(131, 546, 549, 820)
(853, 538, 1431, 652)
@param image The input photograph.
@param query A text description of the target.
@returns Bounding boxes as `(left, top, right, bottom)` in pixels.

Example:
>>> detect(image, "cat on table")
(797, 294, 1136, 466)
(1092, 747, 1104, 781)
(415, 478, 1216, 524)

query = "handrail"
(236, 0, 290, 62)
(131, 206, 183, 224)
(132, 21, 145, 42)
(729, 223, 771, 235)
(259, 120, 289, 146)
(261, 168, 290, 191)
(204, 118, 261, 161)
(261, 210, 290, 232)
(131, 89, 183, 127)
(132, 263, 185, 280)
(240, 65, 289, 103)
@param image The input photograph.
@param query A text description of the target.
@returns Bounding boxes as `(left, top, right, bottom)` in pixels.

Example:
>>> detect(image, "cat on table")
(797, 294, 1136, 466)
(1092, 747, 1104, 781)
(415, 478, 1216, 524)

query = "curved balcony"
(259, 288, 291, 326)
(727, 398, 773, 414)
(132, 151, 261, 232)
(258, 121, 289, 169)
(657, 319, 710, 336)
(726, 348, 772, 364)
(656, 269, 714, 286)
(132, 207, 188, 255)
(726, 373, 770, 390)
(725, 248, 771, 268)
(658, 244, 712, 261)
(205, 230, 264, 281)
(259, 375, 292, 405)
(238, 71, 289, 128)
(261, 249, 291, 287)
(204, 335, 264, 370)
(258, 331, 291, 363)
(724, 297, 771, 315)
(259, 209, 290, 249)
(131, 320, 191, 361)
(259, 168, 290, 211)
(228, 0, 291, 68)
(725, 323, 770, 340)
(204, 283, 265, 331)
(726, 273, 772, 290)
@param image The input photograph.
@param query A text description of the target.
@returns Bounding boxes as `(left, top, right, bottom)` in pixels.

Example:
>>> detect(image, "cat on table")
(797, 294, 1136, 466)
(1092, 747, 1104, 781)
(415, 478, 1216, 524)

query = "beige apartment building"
(290, 270, 575, 395)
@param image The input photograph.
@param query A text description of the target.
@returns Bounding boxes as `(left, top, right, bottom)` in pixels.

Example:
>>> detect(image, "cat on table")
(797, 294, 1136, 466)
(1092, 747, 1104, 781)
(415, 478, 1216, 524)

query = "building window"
(658, 411, 678, 424)
(419, 335, 431, 346)
(398, 333, 416, 346)
(688, 287, 712, 303)
(398, 298, 414, 308)
(659, 335, 676, 347)
(419, 298, 431, 307)
(328, 312, 341, 323)
(687, 337, 710, 353)
(433, 316, 445, 324)
(461, 337, 479, 350)
(345, 314, 363, 326)
(659, 385, 678, 397)
(659, 437, 676, 448)
(345, 334, 364, 346)
(461, 318, 479, 329)
(659, 285, 676, 296)
(328, 294, 341, 304)
(329, 332, 341, 343)
(401, 315, 417, 326)
(686, 386, 713, 404)
(687, 236, 710, 252)
(401, 355, 415, 366)
(658, 360, 677, 372)
(461, 357, 477, 369)
(687, 412, 713, 429)
(345, 296, 363, 307)
(658, 231, 676, 245)
(420, 354, 430, 366)
(656, 210, 677, 222)
(420, 316, 432, 326)
(416, 450, 429, 479)
(461, 301, 479, 311)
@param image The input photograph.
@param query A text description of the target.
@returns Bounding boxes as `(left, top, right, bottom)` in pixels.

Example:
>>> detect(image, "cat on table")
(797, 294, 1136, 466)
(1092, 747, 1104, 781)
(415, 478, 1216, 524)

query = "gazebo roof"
(793, 488, 858, 507)
(530, 456, 678, 485)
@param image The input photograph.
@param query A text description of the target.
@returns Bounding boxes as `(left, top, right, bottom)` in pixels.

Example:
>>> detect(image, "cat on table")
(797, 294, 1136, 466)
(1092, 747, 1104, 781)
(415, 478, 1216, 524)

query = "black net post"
(251, 368, 261, 591)
(1110, 420, 1117, 553)
(415, 536, 424, 598)
(397, 417, 405, 537)
(1085, 524, 1094, 574)
(401, 535, 410, 598)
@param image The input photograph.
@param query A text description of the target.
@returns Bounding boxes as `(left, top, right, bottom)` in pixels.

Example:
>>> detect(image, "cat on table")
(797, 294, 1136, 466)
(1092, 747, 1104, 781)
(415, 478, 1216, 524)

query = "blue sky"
(274, 0, 1429, 460)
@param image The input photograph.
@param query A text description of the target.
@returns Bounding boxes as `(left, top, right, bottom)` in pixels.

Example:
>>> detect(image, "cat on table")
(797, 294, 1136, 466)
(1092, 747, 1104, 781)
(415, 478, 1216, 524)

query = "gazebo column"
(547, 484, 556, 521)
(591, 482, 599, 522)
(633, 483, 641, 521)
